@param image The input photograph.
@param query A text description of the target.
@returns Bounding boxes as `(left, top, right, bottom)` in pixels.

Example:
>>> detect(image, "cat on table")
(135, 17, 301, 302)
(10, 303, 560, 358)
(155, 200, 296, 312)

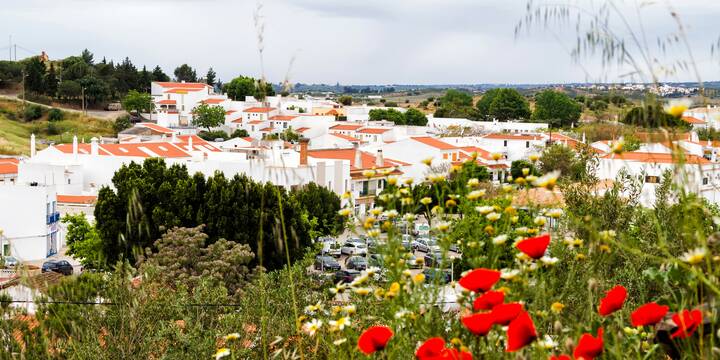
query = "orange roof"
(357, 128, 391, 134)
(226, 110, 237, 115)
(56, 195, 97, 205)
(155, 82, 210, 89)
(602, 152, 711, 164)
(0, 158, 19, 164)
(137, 123, 175, 134)
(54, 143, 113, 156)
(295, 127, 310, 132)
(458, 146, 494, 160)
(308, 149, 408, 171)
(683, 116, 706, 124)
(330, 124, 363, 131)
(260, 127, 274, 131)
(270, 115, 298, 121)
(157, 99, 176, 105)
(327, 109, 339, 115)
(202, 98, 225, 104)
(164, 88, 205, 94)
(0, 163, 18, 175)
(244, 107, 275, 113)
(248, 120, 264, 125)
(232, 118, 243, 123)
(411, 136, 456, 150)
(483, 133, 543, 141)
(332, 133, 361, 142)
(101, 143, 191, 158)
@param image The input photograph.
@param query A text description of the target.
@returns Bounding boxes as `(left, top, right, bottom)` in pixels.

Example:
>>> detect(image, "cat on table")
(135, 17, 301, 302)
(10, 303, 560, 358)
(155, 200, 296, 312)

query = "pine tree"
(206, 67, 217, 87)
(151, 65, 170, 82)
(45, 63, 59, 97)
(139, 66, 151, 92)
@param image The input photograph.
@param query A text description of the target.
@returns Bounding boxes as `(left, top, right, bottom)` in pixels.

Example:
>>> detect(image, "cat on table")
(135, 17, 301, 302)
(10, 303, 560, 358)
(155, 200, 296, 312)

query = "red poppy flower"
(358, 325, 394, 355)
(515, 233, 551, 259)
(549, 355, 571, 360)
(491, 302, 524, 326)
(415, 338, 472, 360)
(416, 337, 446, 359)
(506, 311, 537, 352)
(458, 268, 501, 293)
(598, 285, 627, 316)
(573, 328, 604, 360)
(473, 290, 505, 311)
(461, 312, 494, 336)
(671, 309, 702, 339)
(630, 302, 669, 327)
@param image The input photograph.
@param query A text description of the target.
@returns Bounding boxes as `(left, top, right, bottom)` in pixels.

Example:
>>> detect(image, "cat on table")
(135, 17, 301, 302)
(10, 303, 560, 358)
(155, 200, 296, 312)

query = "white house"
(0, 184, 63, 261)
(151, 81, 216, 128)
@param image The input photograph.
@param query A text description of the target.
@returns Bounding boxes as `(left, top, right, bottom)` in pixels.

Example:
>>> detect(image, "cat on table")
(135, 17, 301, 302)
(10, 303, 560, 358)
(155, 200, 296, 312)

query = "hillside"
(0, 98, 115, 155)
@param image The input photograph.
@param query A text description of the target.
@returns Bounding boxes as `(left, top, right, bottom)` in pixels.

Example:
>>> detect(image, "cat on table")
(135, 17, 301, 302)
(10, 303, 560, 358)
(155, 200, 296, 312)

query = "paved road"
(0, 93, 125, 121)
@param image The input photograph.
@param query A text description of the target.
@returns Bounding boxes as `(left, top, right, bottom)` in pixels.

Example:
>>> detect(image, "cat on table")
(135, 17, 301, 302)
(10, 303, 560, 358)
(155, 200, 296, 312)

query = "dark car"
(314, 256, 341, 271)
(368, 253, 384, 268)
(423, 268, 451, 284)
(346, 256, 367, 271)
(424, 252, 446, 267)
(41, 260, 73, 276)
(334, 269, 361, 284)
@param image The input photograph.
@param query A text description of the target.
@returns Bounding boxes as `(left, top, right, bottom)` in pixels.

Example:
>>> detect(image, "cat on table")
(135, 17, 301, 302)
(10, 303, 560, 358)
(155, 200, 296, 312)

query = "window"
(68, 178, 71, 185)
(645, 175, 660, 184)
(526, 141, 530, 148)
(703, 177, 709, 185)
(503, 140, 508, 147)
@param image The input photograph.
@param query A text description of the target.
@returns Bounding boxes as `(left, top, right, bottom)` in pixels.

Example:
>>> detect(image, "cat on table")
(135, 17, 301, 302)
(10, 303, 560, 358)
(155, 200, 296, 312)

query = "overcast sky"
(2, 0, 719, 85)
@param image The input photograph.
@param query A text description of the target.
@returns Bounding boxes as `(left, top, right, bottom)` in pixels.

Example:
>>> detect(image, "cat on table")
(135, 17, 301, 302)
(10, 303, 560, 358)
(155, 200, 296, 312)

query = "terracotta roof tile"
(411, 136, 456, 150)
(57, 195, 97, 204)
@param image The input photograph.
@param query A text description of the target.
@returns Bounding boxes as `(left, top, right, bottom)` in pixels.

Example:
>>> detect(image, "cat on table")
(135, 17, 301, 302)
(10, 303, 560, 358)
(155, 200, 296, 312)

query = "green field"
(0, 99, 115, 155)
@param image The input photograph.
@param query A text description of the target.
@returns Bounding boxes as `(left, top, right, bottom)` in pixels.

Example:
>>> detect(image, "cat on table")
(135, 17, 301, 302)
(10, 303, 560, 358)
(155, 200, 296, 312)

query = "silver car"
(340, 242, 367, 256)
(3, 256, 18, 268)
(413, 238, 440, 253)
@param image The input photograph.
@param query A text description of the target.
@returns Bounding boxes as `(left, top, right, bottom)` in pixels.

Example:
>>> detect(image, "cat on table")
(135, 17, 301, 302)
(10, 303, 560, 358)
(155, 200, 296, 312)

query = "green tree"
(279, 128, 300, 142)
(62, 214, 105, 269)
(114, 57, 139, 94)
(58, 80, 82, 100)
(48, 108, 64, 122)
(291, 183, 344, 236)
(121, 90, 154, 114)
(174, 64, 197, 82)
(223, 76, 256, 101)
(205, 67, 217, 87)
(231, 129, 250, 138)
(45, 63, 59, 97)
(532, 90, 582, 127)
(192, 103, 225, 131)
(0, 60, 22, 85)
(138, 65, 151, 93)
(369, 108, 405, 124)
(151, 65, 170, 82)
(404, 108, 428, 126)
(80, 49, 94, 65)
(79, 75, 111, 104)
(477, 88, 531, 120)
(510, 160, 539, 179)
(338, 95, 353, 106)
(138, 226, 254, 298)
(24, 56, 46, 93)
(622, 104, 689, 128)
(433, 89, 477, 119)
(114, 115, 132, 134)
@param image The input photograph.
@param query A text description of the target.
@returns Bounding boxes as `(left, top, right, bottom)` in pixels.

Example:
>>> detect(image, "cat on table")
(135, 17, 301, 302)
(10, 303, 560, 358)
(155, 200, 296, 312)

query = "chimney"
(90, 137, 99, 155)
(299, 137, 309, 166)
(354, 143, 362, 169)
(376, 149, 384, 167)
(72, 135, 78, 159)
(30, 133, 36, 158)
(187, 136, 193, 152)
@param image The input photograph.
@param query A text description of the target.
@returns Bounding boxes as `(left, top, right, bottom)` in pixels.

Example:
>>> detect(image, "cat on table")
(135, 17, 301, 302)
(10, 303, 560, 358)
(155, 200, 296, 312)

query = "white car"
(413, 238, 440, 253)
(341, 242, 367, 256)
(322, 241, 342, 257)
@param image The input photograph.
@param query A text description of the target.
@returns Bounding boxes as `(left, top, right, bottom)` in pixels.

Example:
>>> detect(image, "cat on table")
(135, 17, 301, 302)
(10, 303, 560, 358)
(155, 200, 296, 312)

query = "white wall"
(0, 184, 62, 261)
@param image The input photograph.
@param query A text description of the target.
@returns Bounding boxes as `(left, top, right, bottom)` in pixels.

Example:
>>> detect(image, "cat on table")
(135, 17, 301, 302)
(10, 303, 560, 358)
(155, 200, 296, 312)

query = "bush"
(198, 130, 228, 141)
(230, 129, 249, 138)
(47, 122, 61, 135)
(48, 108, 64, 122)
(113, 115, 132, 134)
(23, 104, 43, 121)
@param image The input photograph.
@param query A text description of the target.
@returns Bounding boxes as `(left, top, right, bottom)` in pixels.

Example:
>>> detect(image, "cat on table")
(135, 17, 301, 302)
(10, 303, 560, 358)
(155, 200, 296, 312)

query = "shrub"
(230, 129, 249, 138)
(113, 115, 132, 134)
(48, 108, 64, 122)
(198, 130, 228, 141)
(23, 104, 43, 121)
(47, 122, 61, 135)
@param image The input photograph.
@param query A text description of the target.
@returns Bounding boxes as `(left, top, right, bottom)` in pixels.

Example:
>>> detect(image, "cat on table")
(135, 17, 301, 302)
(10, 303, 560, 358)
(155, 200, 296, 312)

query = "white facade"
(0, 184, 63, 261)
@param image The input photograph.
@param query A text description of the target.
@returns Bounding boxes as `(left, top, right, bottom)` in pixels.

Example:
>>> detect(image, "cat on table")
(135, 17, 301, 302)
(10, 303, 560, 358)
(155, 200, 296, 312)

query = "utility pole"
(13, 44, 16, 61)
(8, 35, 11, 61)
(21, 69, 26, 111)
(81, 87, 86, 115)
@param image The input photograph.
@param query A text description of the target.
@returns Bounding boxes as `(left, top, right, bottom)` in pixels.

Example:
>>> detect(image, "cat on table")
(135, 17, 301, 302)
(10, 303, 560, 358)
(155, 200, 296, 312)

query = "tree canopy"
(223, 76, 275, 101)
(173, 64, 197, 82)
(622, 104, 689, 129)
(532, 90, 582, 127)
(121, 90, 154, 114)
(476, 88, 531, 121)
(433, 89, 477, 119)
(192, 103, 225, 131)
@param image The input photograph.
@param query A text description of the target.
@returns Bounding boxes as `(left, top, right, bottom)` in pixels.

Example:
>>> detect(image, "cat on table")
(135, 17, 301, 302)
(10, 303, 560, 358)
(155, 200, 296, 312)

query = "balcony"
(46, 212, 60, 225)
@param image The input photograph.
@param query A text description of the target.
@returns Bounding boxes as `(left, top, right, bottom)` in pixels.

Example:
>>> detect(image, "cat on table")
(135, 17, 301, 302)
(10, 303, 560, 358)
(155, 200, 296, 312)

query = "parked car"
(368, 253, 384, 268)
(401, 235, 414, 251)
(407, 254, 423, 269)
(366, 239, 379, 252)
(41, 260, 73, 276)
(334, 269, 361, 283)
(314, 255, 341, 271)
(413, 238, 440, 253)
(424, 251, 445, 267)
(449, 242, 461, 253)
(341, 242, 367, 256)
(346, 256, 368, 271)
(3, 256, 18, 268)
(423, 268, 451, 284)
(321, 241, 342, 257)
